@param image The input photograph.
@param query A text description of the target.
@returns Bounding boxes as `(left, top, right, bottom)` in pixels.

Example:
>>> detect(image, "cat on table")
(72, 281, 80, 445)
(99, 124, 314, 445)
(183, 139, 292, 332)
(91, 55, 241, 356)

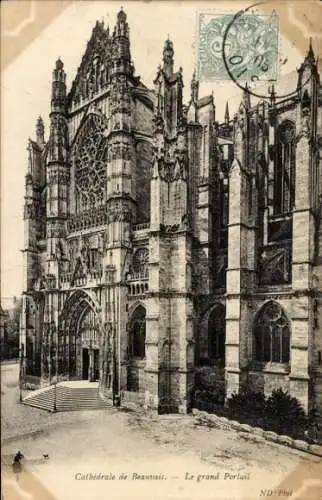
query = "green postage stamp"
(197, 11, 279, 82)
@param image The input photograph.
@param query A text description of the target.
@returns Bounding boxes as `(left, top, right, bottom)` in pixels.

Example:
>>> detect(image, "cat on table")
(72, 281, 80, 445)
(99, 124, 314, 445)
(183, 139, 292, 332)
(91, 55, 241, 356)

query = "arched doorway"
(208, 305, 226, 366)
(78, 305, 101, 381)
(59, 291, 102, 381)
(127, 304, 146, 392)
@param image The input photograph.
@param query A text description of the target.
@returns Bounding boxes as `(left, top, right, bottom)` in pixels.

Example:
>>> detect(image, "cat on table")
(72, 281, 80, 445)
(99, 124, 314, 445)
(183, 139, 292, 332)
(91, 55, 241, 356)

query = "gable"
(67, 21, 112, 109)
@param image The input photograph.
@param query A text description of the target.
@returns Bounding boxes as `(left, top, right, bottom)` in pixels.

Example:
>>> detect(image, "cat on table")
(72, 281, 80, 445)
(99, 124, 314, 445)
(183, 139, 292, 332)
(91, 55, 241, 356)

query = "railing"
(128, 281, 149, 296)
(127, 270, 149, 281)
(133, 222, 150, 232)
(127, 270, 149, 296)
(60, 270, 103, 288)
(67, 206, 109, 232)
(61, 273, 71, 284)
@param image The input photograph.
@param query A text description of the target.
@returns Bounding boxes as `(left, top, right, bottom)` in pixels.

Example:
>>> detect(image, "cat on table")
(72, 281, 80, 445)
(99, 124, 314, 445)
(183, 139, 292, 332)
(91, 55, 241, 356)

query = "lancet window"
(132, 248, 149, 278)
(273, 121, 295, 216)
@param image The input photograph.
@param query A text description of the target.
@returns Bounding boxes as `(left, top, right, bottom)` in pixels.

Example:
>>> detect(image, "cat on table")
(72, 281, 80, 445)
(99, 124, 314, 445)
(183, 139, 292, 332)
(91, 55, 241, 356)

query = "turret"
(36, 116, 45, 147)
(46, 58, 69, 271)
(51, 58, 66, 113)
(48, 59, 68, 165)
(111, 7, 133, 76)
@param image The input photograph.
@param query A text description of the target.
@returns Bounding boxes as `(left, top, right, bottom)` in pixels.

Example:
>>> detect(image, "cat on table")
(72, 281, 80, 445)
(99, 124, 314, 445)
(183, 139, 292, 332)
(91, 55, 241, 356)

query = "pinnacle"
(55, 57, 64, 70)
(307, 37, 315, 62)
(117, 6, 127, 23)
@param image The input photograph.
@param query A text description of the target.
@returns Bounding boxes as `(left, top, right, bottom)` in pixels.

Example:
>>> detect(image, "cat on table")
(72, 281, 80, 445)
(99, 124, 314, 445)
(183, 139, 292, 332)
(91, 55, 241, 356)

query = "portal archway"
(59, 290, 103, 380)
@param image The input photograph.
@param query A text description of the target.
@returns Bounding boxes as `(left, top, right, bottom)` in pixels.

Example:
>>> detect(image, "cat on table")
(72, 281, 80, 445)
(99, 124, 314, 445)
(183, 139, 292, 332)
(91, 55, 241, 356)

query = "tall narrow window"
(254, 301, 290, 363)
(132, 248, 149, 278)
(274, 121, 295, 216)
(208, 305, 226, 365)
(129, 305, 146, 359)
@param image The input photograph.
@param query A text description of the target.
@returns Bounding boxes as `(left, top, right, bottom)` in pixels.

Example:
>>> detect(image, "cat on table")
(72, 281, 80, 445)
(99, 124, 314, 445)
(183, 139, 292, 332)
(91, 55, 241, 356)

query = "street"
(1, 363, 321, 500)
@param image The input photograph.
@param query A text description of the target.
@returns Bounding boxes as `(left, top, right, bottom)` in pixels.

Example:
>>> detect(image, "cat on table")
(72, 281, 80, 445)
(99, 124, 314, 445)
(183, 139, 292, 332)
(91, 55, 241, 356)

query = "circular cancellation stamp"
(197, 3, 280, 99)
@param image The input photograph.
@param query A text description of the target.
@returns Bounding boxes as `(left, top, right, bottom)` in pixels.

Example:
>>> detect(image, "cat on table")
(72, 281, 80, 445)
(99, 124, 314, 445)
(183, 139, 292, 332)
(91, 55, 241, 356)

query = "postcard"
(1, 1, 322, 499)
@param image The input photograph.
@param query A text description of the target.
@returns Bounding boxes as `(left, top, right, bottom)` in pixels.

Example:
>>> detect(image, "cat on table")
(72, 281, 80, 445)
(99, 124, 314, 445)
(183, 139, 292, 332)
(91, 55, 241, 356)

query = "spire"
(163, 36, 174, 76)
(190, 70, 199, 103)
(36, 116, 45, 146)
(225, 101, 230, 124)
(307, 37, 315, 63)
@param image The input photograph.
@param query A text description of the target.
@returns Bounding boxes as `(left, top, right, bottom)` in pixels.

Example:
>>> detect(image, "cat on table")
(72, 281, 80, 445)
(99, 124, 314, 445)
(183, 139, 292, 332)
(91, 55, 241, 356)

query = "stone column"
(225, 141, 257, 399)
(291, 133, 314, 412)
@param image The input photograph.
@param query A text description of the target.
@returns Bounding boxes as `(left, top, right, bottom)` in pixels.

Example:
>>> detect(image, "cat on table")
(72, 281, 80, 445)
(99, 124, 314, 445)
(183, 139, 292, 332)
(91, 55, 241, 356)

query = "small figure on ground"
(12, 451, 24, 481)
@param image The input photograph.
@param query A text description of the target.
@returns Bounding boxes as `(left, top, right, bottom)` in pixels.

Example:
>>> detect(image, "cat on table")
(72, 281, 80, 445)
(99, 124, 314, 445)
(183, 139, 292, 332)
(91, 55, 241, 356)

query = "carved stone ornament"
(259, 245, 291, 285)
(296, 110, 311, 142)
(156, 152, 187, 182)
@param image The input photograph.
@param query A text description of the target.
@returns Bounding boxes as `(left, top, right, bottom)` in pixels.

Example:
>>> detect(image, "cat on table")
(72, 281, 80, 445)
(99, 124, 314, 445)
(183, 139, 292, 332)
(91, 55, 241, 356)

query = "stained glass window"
(254, 301, 290, 363)
(73, 114, 108, 213)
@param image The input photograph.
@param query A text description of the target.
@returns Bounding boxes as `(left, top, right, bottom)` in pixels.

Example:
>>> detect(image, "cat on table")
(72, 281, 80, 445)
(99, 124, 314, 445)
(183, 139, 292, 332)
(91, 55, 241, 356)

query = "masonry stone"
(19, 13, 322, 417)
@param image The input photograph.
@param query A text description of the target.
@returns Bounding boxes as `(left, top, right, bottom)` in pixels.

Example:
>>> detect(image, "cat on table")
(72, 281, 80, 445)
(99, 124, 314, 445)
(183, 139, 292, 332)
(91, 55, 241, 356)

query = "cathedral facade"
(20, 9, 322, 415)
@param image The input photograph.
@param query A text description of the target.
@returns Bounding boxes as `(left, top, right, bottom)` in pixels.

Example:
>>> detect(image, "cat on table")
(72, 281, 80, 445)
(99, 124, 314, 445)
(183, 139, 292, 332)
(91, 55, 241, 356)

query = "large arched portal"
(59, 291, 103, 381)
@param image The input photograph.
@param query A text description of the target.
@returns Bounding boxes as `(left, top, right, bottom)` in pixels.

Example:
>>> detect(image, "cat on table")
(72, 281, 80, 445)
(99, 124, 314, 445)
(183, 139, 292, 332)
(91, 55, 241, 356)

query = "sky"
(1, 0, 305, 300)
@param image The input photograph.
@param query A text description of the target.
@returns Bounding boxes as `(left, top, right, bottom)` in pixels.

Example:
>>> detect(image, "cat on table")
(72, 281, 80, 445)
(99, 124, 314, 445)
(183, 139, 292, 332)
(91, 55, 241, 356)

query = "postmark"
(197, 10, 278, 82)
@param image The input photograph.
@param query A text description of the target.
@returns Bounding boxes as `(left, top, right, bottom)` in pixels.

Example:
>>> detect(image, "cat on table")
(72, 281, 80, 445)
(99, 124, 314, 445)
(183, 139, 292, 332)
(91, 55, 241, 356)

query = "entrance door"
(94, 350, 100, 381)
(82, 348, 89, 380)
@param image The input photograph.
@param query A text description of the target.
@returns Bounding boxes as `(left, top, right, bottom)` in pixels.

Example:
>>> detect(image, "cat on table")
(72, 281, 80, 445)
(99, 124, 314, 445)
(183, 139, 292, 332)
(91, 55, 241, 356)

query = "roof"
(197, 95, 213, 109)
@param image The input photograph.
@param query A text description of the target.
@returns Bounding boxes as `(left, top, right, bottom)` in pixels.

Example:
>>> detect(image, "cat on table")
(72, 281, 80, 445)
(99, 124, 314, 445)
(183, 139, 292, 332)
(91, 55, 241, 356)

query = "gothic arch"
(127, 299, 146, 318)
(207, 303, 226, 366)
(60, 289, 102, 326)
(253, 300, 290, 364)
(59, 290, 103, 377)
(128, 304, 146, 360)
(197, 302, 226, 366)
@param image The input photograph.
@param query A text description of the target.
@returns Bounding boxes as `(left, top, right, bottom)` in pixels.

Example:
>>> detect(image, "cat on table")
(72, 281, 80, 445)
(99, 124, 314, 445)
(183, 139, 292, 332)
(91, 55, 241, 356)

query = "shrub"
(193, 383, 309, 440)
(227, 390, 265, 426)
(264, 389, 307, 439)
(193, 387, 226, 413)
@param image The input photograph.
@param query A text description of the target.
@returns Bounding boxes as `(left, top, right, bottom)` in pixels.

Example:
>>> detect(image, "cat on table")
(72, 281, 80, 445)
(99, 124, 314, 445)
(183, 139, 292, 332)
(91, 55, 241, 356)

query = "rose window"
(73, 114, 108, 213)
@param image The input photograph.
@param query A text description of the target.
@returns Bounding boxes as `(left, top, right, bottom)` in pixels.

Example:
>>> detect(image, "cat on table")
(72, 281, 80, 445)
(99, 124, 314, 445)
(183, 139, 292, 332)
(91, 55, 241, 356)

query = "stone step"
(22, 384, 110, 412)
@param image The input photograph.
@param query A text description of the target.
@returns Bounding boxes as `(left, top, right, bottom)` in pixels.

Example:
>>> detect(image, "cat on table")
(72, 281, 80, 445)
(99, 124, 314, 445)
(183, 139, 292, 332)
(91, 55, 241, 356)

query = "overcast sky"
(1, 1, 305, 300)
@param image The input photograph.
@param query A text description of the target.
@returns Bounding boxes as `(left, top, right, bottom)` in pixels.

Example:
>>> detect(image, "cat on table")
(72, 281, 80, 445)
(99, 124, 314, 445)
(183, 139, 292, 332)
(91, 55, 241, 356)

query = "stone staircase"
(22, 382, 111, 412)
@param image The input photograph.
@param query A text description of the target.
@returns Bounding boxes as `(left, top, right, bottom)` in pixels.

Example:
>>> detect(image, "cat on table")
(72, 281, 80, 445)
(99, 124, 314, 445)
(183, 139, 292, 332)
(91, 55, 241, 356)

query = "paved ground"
(2, 363, 322, 500)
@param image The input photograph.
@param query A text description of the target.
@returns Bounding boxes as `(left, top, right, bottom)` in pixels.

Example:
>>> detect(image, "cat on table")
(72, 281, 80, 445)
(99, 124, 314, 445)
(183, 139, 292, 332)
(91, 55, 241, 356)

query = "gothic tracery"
(73, 114, 108, 213)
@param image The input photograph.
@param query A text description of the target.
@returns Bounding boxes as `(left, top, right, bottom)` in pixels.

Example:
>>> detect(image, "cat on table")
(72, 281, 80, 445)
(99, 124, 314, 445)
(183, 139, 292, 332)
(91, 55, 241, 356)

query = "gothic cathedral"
(21, 9, 322, 415)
